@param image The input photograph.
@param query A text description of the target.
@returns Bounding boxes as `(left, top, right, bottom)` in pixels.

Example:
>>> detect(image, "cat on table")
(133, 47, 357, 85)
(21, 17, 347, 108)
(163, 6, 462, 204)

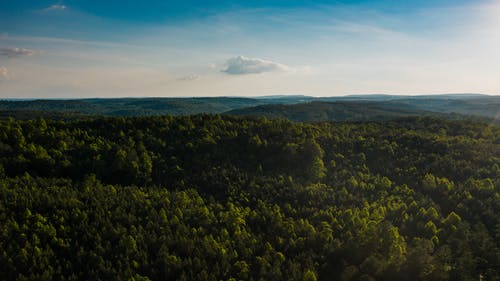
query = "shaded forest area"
(0, 115, 499, 280)
(1, 94, 499, 120)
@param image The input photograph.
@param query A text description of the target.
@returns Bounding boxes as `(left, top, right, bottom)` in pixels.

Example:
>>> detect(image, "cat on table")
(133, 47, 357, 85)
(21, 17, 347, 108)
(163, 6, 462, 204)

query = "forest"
(0, 114, 499, 281)
(0, 94, 498, 120)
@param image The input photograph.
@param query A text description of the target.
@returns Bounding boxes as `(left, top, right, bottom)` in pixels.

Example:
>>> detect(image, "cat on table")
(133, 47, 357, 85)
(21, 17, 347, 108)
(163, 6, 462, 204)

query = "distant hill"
(335, 93, 488, 100)
(225, 101, 439, 122)
(316, 94, 500, 119)
(0, 94, 498, 121)
(0, 96, 312, 117)
(0, 97, 263, 116)
(386, 97, 500, 119)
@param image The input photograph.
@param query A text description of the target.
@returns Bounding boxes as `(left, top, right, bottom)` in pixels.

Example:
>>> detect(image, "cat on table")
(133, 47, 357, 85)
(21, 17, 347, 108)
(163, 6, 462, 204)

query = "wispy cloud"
(44, 4, 67, 11)
(0, 47, 36, 58)
(0, 66, 10, 80)
(222, 56, 290, 75)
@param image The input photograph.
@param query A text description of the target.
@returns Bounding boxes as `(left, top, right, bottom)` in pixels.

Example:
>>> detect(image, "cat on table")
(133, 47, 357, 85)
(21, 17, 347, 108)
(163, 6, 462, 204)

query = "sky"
(1, 0, 500, 98)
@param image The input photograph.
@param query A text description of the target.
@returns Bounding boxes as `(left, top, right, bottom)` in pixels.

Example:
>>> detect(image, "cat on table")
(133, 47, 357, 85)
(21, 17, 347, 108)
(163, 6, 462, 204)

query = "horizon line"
(0, 93, 496, 101)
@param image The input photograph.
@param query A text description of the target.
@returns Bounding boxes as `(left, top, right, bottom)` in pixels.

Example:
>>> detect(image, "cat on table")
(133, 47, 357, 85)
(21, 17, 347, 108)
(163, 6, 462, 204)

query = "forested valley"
(0, 115, 498, 281)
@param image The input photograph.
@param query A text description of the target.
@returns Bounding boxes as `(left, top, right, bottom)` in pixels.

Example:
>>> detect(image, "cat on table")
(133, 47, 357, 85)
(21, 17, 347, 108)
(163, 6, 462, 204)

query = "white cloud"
(0, 66, 10, 80)
(0, 47, 36, 58)
(45, 4, 67, 11)
(222, 56, 290, 75)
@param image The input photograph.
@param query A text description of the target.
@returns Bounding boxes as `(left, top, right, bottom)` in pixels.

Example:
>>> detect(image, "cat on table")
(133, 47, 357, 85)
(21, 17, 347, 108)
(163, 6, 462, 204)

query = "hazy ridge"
(0, 94, 498, 121)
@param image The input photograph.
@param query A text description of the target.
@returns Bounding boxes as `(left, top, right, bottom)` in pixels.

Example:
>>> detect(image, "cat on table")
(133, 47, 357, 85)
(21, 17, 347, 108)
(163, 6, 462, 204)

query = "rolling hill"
(0, 94, 498, 121)
(224, 101, 439, 122)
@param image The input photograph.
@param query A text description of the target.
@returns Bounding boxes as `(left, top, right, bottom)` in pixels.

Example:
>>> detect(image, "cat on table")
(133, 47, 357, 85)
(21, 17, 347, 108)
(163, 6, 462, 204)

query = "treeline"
(0, 115, 498, 280)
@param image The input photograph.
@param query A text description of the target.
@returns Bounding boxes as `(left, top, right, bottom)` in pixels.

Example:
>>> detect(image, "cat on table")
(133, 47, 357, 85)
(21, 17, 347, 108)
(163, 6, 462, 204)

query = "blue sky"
(1, 0, 499, 97)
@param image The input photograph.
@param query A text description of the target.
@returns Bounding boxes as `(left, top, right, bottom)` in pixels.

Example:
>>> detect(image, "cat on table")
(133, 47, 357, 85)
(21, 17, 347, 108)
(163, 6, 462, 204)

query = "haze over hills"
(0, 94, 498, 121)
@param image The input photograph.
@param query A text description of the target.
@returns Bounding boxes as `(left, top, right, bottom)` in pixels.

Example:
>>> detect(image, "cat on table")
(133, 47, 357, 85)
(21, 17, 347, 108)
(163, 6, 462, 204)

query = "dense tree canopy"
(0, 115, 498, 280)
